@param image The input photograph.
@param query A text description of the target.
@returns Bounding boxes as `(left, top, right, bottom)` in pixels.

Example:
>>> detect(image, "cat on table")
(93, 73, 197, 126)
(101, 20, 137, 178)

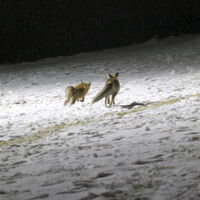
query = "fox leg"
(105, 96, 109, 107)
(64, 97, 71, 105)
(105, 96, 107, 107)
(111, 93, 117, 106)
(107, 96, 111, 107)
(105, 96, 111, 107)
(70, 97, 76, 105)
(80, 97, 85, 102)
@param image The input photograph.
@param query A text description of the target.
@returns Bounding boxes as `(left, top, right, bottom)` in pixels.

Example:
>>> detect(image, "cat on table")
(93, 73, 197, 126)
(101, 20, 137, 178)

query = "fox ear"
(107, 74, 112, 78)
(115, 72, 119, 77)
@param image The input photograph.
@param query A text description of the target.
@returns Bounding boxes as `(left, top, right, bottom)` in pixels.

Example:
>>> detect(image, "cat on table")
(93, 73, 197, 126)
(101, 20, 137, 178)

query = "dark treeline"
(1, 0, 200, 64)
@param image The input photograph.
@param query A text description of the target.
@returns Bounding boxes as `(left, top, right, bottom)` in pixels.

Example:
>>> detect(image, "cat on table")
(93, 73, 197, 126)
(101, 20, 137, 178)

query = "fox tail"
(92, 84, 111, 104)
(64, 86, 74, 105)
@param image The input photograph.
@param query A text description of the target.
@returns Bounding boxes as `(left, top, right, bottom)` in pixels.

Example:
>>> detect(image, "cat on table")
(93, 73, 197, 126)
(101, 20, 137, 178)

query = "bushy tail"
(64, 86, 74, 105)
(92, 84, 111, 104)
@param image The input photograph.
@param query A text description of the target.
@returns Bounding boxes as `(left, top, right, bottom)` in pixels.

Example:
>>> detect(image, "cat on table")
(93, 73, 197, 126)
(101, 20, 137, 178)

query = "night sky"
(1, 0, 200, 64)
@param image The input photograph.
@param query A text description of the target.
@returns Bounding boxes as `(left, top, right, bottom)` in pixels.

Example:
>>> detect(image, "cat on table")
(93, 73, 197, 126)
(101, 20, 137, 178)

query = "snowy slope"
(0, 35, 200, 200)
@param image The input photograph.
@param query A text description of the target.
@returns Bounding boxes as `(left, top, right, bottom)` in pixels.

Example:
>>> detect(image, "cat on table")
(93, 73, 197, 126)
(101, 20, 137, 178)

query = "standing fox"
(64, 82, 91, 105)
(92, 73, 120, 107)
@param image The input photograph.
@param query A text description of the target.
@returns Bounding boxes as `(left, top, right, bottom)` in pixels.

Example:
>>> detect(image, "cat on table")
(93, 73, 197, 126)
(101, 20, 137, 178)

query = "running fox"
(64, 82, 91, 105)
(92, 73, 120, 107)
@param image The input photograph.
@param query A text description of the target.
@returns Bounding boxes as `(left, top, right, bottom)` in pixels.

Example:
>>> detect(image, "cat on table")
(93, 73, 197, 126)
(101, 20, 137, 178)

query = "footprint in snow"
(94, 172, 113, 179)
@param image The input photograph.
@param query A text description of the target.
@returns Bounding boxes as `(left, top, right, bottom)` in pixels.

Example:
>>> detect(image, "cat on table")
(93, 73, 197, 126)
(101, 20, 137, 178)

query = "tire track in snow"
(0, 93, 199, 147)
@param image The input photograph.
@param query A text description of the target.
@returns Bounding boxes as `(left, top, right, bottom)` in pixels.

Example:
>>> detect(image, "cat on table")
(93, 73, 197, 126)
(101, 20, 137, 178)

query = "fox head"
(81, 82, 91, 90)
(105, 73, 119, 85)
(106, 72, 119, 79)
(80, 82, 91, 95)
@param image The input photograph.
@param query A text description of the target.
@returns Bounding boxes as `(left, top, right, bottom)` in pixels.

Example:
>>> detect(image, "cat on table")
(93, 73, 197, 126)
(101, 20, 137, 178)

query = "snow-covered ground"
(0, 35, 200, 200)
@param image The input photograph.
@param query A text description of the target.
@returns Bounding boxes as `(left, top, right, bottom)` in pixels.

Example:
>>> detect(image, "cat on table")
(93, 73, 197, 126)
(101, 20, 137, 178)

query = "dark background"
(1, 0, 200, 64)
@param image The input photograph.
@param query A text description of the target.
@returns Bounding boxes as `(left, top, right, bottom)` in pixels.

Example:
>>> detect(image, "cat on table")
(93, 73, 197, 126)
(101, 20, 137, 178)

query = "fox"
(92, 72, 120, 107)
(64, 82, 91, 105)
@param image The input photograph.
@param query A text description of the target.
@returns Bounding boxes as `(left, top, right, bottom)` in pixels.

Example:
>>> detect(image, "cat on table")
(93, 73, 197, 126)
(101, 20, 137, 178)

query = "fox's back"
(106, 78, 120, 94)
(75, 83, 89, 94)
(72, 83, 90, 99)
(74, 83, 87, 89)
